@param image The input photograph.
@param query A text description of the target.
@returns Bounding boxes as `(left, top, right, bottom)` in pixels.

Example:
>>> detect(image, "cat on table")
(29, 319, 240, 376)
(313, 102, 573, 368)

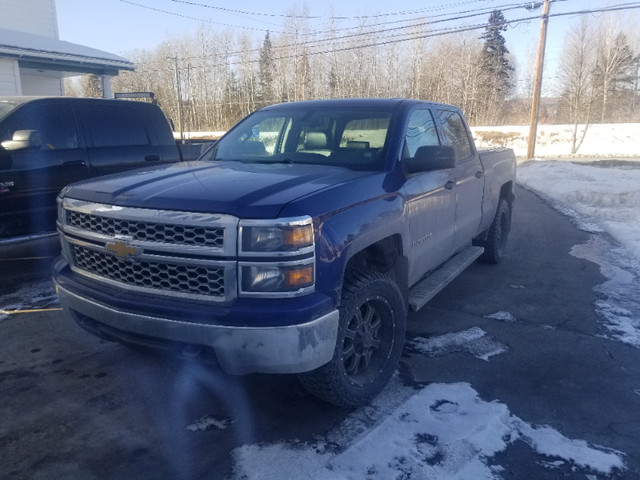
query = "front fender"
(314, 192, 406, 305)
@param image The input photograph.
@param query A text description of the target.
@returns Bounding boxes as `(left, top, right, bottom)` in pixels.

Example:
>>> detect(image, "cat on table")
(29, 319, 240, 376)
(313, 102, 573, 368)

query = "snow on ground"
(472, 124, 639, 158)
(0, 280, 58, 321)
(230, 379, 624, 480)
(408, 327, 509, 361)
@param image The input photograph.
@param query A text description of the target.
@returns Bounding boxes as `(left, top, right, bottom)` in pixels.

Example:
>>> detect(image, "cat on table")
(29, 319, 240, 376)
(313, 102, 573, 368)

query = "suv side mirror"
(405, 145, 456, 174)
(1, 130, 42, 151)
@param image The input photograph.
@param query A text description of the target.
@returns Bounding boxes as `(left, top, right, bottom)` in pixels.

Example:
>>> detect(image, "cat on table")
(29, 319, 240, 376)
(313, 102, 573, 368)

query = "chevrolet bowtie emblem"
(106, 238, 139, 258)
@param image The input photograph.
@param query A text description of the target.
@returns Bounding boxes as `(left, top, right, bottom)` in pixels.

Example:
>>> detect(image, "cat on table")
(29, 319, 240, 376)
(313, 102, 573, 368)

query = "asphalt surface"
(1, 184, 639, 479)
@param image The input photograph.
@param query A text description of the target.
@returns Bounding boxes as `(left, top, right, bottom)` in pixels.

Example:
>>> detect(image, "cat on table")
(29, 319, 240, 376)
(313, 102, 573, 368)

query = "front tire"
(298, 271, 406, 408)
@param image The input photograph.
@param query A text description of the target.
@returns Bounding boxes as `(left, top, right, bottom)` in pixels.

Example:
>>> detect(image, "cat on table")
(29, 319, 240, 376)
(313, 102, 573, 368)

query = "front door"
(402, 109, 456, 286)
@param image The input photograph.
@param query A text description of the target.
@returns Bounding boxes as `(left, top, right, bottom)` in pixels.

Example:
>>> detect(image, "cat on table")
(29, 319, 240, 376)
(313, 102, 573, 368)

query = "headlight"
(239, 217, 313, 254)
(240, 263, 314, 293)
(238, 217, 315, 297)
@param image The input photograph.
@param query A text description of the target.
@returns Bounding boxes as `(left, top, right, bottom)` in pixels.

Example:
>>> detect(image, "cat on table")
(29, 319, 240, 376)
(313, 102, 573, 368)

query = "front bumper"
(54, 265, 339, 375)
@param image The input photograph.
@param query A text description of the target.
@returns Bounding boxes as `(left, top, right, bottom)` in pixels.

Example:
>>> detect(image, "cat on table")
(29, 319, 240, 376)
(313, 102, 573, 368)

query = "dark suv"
(0, 96, 183, 256)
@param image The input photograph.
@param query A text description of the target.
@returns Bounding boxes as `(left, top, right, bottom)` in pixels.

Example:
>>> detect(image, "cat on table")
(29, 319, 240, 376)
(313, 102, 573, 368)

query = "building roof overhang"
(0, 27, 134, 76)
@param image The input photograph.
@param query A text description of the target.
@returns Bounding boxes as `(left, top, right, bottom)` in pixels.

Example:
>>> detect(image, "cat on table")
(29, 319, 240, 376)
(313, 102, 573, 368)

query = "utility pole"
(527, 0, 552, 159)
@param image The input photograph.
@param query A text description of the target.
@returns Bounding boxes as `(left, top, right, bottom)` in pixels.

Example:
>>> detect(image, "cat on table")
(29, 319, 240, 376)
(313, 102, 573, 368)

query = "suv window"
(0, 104, 78, 149)
(437, 109, 473, 160)
(83, 105, 149, 147)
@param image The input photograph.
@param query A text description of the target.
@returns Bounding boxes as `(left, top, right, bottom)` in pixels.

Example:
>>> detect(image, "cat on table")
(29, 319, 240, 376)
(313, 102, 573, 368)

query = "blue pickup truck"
(53, 98, 516, 407)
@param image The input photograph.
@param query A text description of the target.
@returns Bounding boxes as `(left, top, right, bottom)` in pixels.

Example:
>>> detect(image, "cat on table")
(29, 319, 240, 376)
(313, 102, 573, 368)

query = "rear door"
(78, 103, 166, 176)
(0, 101, 90, 237)
(401, 108, 457, 286)
(437, 108, 484, 251)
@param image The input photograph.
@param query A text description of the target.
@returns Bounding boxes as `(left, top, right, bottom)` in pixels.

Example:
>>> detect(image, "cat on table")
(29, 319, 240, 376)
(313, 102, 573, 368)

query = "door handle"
(444, 180, 455, 190)
(145, 155, 160, 161)
(62, 160, 86, 167)
(475, 171, 483, 179)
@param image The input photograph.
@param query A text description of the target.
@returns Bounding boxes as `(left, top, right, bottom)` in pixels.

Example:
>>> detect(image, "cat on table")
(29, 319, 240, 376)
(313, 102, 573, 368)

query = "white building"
(0, 0, 134, 97)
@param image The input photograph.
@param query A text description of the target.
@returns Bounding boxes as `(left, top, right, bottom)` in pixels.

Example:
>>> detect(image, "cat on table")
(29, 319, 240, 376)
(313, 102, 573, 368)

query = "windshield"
(201, 107, 393, 170)
(0, 100, 21, 122)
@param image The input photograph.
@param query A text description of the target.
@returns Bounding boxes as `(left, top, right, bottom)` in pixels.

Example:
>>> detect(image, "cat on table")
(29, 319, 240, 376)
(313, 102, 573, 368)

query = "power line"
(169, 0, 504, 21)
(129, 1, 544, 67)
(117, 0, 286, 33)
(131, 3, 640, 71)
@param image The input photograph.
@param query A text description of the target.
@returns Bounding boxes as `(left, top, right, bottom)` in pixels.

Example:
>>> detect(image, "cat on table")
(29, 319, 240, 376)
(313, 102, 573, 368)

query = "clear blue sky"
(55, 0, 637, 95)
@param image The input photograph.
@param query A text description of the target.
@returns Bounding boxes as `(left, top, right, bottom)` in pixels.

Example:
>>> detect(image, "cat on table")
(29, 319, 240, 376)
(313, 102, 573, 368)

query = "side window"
(83, 105, 149, 147)
(437, 110, 473, 160)
(403, 109, 439, 158)
(1, 104, 78, 149)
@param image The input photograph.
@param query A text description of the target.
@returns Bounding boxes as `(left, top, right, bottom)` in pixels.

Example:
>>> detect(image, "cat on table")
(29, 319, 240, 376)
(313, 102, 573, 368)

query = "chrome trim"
(59, 198, 240, 303)
(62, 197, 238, 257)
(64, 235, 236, 303)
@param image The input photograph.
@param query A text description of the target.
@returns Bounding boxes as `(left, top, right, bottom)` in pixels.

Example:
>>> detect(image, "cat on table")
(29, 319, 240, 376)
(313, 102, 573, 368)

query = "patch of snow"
(518, 160, 640, 261)
(484, 311, 517, 323)
(409, 327, 509, 361)
(0, 280, 58, 320)
(186, 414, 235, 432)
(569, 237, 640, 348)
(229, 383, 625, 479)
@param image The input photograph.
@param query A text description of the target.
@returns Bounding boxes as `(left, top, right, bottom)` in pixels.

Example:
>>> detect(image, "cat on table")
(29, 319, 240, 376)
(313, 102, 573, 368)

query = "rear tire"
(298, 271, 406, 408)
(479, 198, 511, 264)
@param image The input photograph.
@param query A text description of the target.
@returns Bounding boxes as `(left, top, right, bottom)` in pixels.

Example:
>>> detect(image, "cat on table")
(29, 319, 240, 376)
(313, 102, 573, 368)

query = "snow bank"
(518, 160, 640, 262)
(472, 124, 639, 158)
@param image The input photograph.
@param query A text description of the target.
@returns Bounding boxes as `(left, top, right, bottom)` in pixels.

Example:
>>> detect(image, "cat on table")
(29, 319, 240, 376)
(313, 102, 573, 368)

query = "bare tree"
(556, 17, 598, 154)
(593, 16, 637, 122)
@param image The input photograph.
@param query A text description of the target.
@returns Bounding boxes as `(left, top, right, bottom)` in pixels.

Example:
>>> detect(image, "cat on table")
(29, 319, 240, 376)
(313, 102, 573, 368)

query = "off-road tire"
(479, 198, 511, 264)
(298, 270, 406, 408)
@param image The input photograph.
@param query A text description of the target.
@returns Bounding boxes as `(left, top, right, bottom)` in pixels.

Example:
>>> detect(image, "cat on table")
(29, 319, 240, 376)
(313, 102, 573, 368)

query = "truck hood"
(62, 161, 377, 218)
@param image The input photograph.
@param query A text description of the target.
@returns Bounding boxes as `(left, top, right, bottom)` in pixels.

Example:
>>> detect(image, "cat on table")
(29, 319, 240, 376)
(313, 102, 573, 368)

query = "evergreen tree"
(80, 74, 103, 98)
(257, 31, 275, 108)
(478, 10, 513, 123)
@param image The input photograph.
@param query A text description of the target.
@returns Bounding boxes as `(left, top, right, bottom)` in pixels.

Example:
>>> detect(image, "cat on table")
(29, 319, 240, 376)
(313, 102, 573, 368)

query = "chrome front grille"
(67, 211, 224, 247)
(72, 244, 225, 296)
(59, 198, 238, 303)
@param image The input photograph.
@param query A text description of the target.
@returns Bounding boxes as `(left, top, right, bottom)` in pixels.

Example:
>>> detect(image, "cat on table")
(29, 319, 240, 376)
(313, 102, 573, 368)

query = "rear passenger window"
(83, 105, 149, 147)
(437, 110, 473, 160)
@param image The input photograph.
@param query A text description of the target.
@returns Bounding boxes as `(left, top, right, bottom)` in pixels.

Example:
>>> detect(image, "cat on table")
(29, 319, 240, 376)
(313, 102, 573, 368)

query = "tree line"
(67, 8, 639, 135)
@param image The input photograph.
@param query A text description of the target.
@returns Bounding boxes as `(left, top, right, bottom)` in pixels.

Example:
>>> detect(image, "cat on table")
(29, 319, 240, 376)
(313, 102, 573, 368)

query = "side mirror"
(405, 145, 456, 174)
(1, 130, 42, 151)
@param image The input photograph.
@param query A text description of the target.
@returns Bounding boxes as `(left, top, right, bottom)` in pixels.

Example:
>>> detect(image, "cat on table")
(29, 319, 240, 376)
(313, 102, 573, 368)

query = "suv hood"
(62, 161, 376, 218)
